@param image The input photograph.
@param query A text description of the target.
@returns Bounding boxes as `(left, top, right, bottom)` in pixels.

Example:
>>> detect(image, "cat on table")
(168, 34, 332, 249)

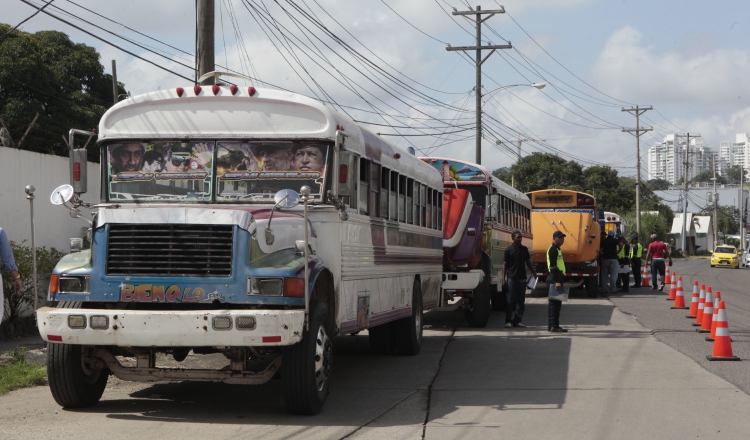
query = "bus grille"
(106, 224, 234, 277)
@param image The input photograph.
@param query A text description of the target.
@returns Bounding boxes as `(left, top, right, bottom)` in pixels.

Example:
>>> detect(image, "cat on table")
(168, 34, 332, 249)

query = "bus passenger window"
(380, 167, 389, 219)
(433, 190, 439, 229)
(359, 158, 369, 215)
(370, 162, 380, 217)
(426, 188, 432, 229)
(406, 179, 414, 224)
(390, 172, 398, 220)
(398, 175, 406, 222)
(413, 183, 421, 226)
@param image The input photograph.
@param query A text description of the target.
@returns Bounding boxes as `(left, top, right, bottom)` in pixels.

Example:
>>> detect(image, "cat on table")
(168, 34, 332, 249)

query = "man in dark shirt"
(502, 230, 536, 328)
(600, 230, 622, 297)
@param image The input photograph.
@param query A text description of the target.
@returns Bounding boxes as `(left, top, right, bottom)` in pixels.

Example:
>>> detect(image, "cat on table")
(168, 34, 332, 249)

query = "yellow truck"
(526, 189, 601, 298)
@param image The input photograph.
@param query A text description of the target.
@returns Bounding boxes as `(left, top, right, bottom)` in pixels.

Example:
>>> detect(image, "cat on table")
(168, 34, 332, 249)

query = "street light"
(476, 82, 546, 165)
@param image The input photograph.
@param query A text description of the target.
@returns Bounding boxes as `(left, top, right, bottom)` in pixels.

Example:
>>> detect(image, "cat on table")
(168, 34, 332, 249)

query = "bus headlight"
(58, 276, 90, 294)
(68, 315, 86, 329)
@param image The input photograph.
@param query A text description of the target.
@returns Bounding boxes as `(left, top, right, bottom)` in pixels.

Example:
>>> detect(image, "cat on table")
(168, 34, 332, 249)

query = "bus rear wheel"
(586, 275, 599, 298)
(394, 279, 423, 355)
(466, 256, 491, 328)
(282, 301, 332, 415)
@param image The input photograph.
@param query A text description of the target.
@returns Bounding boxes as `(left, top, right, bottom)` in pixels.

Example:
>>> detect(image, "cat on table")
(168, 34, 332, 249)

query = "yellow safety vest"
(618, 244, 626, 259)
(547, 244, 566, 273)
(629, 243, 643, 259)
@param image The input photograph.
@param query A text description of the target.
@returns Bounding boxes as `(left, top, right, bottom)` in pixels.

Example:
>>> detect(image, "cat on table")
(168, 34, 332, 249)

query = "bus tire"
(368, 322, 395, 355)
(47, 301, 109, 409)
(282, 301, 332, 415)
(491, 283, 506, 311)
(466, 257, 491, 328)
(394, 279, 423, 356)
(586, 275, 599, 298)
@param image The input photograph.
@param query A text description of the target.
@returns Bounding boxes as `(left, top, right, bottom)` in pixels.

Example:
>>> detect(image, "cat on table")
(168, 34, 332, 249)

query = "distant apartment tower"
(647, 134, 713, 184)
(719, 133, 750, 173)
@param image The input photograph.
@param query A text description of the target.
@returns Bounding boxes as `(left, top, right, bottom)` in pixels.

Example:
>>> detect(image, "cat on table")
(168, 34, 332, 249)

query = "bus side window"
(426, 187, 432, 229)
(406, 178, 414, 224)
(390, 172, 398, 220)
(370, 162, 380, 217)
(413, 182, 421, 226)
(359, 157, 369, 215)
(380, 167, 389, 219)
(398, 175, 406, 222)
(437, 191, 443, 230)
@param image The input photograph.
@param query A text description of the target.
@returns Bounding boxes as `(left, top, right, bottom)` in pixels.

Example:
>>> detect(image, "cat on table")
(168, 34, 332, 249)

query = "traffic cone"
(671, 276, 688, 309)
(662, 271, 671, 292)
(706, 301, 740, 361)
(698, 288, 714, 333)
(642, 265, 650, 287)
(707, 291, 723, 341)
(693, 286, 707, 326)
(687, 281, 700, 318)
(667, 272, 677, 300)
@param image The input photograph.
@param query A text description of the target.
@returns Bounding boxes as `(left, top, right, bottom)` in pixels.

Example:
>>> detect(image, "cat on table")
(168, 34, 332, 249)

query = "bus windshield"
(106, 141, 330, 203)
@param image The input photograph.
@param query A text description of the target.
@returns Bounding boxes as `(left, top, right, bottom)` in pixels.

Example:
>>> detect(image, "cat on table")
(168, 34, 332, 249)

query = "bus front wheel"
(466, 257, 491, 328)
(282, 301, 332, 415)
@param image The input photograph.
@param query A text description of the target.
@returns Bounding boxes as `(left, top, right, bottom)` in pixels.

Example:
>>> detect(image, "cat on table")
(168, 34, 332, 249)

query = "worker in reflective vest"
(546, 230, 567, 332)
(629, 236, 643, 288)
(617, 236, 631, 292)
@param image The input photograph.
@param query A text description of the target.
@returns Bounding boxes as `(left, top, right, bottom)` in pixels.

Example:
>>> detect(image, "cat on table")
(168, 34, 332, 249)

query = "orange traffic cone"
(694, 286, 708, 326)
(662, 271, 671, 293)
(667, 272, 677, 300)
(642, 265, 650, 287)
(671, 276, 688, 309)
(707, 301, 740, 361)
(698, 288, 714, 333)
(687, 281, 700, 318)
(707, 291, 723, 341)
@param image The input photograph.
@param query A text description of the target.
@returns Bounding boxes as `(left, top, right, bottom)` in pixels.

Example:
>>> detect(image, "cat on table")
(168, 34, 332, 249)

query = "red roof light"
(248, 86, 256, 96)
(176, 87, 184, 97)
(230, 85, 238, 95)
(212, 84, 220, 95)
(193, 85, 202, 95)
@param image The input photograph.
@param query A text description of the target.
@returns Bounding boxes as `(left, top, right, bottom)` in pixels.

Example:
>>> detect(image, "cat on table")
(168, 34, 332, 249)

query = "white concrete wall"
(0, 146, 101, 252)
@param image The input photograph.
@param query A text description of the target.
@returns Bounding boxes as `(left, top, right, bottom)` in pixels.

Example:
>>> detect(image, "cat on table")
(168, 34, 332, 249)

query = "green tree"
(508, 152, 583, 193)
(690, 170, 726, 185)
(491, 167, 512, 186)
(0, 24, 127, 161)
(725, 165, 746, 184)
(645, 179, 671, 191)
(698, 205, 740, 236)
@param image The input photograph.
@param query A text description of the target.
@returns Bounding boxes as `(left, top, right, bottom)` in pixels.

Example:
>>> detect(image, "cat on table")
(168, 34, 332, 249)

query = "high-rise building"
(719, 133, 750, 173)
(647, 134, 713, 184)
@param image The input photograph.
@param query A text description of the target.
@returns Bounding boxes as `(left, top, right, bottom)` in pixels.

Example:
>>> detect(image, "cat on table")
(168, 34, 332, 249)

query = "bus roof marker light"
(337, 125, 344, 131)
(212, 84, 220, 95)
(230, 85, 238, 95)
(248, 86, 256, 96)
(394, 153, 401, 159)
(193, 85, 202, 95)
(176, 87, 184, 97)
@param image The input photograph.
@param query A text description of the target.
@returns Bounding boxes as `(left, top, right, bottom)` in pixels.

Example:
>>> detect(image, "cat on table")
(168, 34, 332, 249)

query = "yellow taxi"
(710, 245, 740, 269)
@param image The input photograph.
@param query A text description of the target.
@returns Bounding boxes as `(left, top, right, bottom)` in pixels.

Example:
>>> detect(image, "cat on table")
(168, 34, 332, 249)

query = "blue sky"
(4, 0, 750, 177)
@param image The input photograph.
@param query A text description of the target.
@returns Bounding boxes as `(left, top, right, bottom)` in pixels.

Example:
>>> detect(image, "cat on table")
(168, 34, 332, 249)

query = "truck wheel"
(586, 275, 599, 298)
(491, 283, 506, 311)
(47, 301, 109, 408)
(282, 301, 332, 415)
(394, 279, 423, 356)
(466, 258, 491, 328)
(368, 322, 395, 355)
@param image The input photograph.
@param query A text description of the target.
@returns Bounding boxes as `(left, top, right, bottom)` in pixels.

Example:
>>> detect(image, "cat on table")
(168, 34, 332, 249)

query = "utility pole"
(447, 5, 511, 165)
(676, 133, 700, 254)
(712, 162, 718, 247)
(197, 0, 215, 85)
(622, 106, 652, 239)
(741, 166, 746, 253)
(111, 60, 118, 105)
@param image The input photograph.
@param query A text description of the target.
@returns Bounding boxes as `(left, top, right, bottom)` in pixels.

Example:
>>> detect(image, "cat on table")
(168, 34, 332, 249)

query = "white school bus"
(37, 75, 443, 414)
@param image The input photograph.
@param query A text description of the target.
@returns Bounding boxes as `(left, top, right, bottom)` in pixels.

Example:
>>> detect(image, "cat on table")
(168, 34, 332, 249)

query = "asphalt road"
(609, 257, 750, 394)
(3, 262, 750, 439)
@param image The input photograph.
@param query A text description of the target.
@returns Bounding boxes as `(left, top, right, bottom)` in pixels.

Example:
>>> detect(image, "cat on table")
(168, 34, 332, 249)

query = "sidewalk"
(0, 335, 44, 356)
(421, 296, 750, 439)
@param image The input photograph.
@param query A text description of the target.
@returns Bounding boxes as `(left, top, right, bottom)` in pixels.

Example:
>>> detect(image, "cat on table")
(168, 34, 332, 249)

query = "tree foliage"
(500, 152, 583, 193)
(1, 241, 65, 323)
(645, 179, 671, 191)
(698, 205, 740, 235)
(690, 170, 725, 185)
(725, 165, 746, 185)
(0, 24, 127, 161)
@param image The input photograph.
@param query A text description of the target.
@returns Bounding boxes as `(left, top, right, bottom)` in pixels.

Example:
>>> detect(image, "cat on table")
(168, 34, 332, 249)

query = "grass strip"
(0, 348, 47, 395)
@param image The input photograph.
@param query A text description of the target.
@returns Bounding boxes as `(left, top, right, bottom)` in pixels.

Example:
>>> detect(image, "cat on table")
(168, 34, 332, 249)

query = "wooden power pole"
(197, 0, 215, 85)
(622, 105, 652, 239)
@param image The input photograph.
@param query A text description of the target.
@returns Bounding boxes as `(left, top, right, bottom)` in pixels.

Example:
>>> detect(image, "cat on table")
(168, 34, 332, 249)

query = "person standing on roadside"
(546, 230, 568, 333)
(0, 227, 22, 323)
(645, 234, 672, 291)
(617, 235, 631, 293)
(600, 230, 621, 297)
(629, 236, 643, 288)
(501, 230, 536, 329)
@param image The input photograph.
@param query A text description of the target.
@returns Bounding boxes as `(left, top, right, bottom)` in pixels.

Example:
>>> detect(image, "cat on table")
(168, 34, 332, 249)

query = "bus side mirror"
(336, 151, 355, 200)
(70, 148, 87, 194)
